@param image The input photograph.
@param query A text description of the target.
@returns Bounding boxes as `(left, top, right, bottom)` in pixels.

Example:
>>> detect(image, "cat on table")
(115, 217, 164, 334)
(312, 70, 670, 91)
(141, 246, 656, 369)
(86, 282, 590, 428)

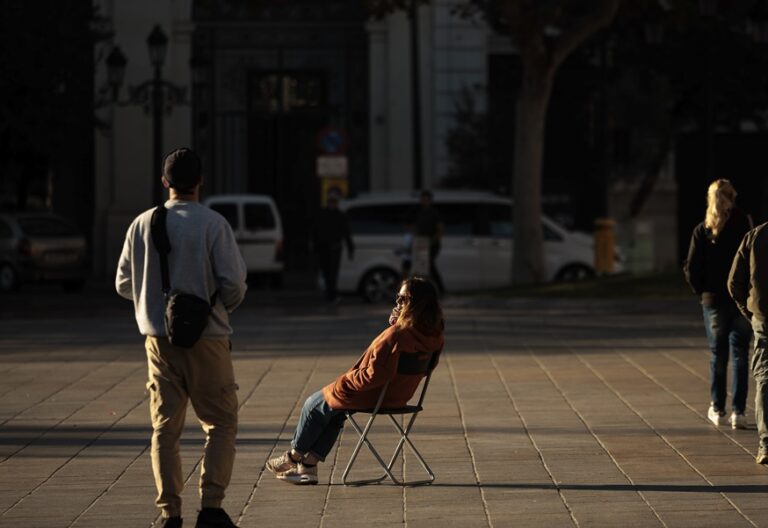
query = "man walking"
(116, 148, 247, 527)
(728, 220, 768, 465)
(412, 190, 444, 295)
(313, 189, 354, 302)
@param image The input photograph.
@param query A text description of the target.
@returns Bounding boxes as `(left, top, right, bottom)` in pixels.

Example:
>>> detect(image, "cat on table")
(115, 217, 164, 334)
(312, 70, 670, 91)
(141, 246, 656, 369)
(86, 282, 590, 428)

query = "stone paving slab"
(0, 295, 767, 527)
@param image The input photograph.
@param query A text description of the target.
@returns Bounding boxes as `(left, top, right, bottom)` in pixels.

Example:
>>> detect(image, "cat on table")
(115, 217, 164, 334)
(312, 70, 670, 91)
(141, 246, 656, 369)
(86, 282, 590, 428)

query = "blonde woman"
(265, 277, 444, 484)
(684, 179, 752, 428)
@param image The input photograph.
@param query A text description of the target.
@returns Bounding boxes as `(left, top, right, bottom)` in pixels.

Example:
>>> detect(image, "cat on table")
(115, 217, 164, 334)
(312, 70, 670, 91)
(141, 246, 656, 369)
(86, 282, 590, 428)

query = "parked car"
(0, 212, 88, 292)
(338, 191, 624, 302)
(202, 194, 284, 283)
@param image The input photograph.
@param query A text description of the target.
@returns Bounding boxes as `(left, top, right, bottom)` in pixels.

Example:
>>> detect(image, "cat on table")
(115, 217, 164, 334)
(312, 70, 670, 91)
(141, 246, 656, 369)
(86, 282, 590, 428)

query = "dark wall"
(676, 132, 768, 263)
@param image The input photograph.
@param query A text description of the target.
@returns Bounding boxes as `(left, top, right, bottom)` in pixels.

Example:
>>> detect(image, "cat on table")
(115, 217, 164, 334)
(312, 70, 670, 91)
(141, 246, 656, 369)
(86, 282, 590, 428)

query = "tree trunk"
(512, 66, 553, 284)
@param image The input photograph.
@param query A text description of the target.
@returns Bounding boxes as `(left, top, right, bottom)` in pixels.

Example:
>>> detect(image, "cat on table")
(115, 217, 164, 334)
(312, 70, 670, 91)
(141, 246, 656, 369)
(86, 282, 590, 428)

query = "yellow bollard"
(594, 218, 615, 275)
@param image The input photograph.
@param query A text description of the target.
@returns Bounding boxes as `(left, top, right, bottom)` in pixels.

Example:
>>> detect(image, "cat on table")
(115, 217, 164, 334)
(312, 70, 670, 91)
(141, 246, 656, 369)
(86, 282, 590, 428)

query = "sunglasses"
(396, 294, 411, 305)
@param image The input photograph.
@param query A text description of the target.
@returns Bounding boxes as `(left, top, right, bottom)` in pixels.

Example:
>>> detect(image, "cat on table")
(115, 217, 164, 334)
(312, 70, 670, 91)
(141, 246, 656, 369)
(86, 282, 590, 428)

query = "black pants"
(429, 244, 444, 295)
(318, 247, 342, 300)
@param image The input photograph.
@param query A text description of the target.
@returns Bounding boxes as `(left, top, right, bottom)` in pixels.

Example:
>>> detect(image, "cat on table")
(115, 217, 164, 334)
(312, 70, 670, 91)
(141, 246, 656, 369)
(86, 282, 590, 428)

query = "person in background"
(116, 148, 247, 528)
(412, 190, 444, 295)
(729, 211, 768, 465)
(313, 189, 354, 303)
(265, 276, 444, 484)
(396, 224, 414, 280)
(684, 179, 752, 431)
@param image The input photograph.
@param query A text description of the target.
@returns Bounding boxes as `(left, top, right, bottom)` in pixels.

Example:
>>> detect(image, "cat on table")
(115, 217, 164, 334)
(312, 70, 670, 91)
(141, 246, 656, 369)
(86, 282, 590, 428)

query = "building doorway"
(248, 71, 328, 270)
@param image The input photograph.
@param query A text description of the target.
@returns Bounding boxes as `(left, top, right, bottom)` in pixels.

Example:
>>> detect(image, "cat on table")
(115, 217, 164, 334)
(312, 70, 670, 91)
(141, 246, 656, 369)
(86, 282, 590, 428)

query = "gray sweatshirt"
(116, 200, 247, 337)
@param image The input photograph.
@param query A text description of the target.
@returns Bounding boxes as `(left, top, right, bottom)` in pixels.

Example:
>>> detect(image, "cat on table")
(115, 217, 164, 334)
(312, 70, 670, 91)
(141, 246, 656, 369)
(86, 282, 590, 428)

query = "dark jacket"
(683, 208, 751, 306)
(728, 221, 768, 323)
(313, 207, 354, 256)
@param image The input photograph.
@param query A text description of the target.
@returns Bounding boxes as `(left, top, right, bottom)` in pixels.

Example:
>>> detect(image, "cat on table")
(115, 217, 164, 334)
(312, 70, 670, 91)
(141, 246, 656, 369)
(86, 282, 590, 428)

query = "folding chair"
(341, 350, 439, 486)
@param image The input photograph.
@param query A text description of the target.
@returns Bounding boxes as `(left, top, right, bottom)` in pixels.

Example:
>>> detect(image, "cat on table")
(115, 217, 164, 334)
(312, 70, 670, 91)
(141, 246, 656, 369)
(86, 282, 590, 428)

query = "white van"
(338, 191, 622, 302)
(203, 194, 284, 279)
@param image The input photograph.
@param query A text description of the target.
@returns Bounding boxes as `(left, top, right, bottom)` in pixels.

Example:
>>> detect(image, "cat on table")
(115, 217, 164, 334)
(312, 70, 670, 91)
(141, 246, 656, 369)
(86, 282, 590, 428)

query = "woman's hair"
(705, 179, 737, 238)
(396, 276, 444, 334)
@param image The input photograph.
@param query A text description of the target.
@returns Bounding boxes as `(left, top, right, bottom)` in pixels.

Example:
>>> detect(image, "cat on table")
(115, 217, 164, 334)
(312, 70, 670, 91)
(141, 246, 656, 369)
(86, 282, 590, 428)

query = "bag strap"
(150, 205, 172, 297)
(150, 205, 218, 306)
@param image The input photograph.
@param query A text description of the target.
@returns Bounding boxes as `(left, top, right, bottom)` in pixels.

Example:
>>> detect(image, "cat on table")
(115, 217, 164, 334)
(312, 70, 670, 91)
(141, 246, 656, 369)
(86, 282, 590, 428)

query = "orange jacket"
(322, 324, 444, 411)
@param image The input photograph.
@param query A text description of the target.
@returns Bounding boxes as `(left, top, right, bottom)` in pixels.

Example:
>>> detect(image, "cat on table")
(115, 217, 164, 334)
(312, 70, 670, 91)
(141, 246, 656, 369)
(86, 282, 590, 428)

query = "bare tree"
(458, 1, 621, 283)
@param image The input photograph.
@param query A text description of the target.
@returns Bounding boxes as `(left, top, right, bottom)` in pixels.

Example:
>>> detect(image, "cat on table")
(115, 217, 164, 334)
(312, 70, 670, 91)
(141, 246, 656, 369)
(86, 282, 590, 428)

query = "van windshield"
(347, 205, 415, 235)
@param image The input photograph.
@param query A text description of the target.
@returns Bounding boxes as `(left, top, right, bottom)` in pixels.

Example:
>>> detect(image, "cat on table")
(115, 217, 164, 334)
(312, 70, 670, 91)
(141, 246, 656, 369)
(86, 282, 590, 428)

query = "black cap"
(163, 148, 202, 192)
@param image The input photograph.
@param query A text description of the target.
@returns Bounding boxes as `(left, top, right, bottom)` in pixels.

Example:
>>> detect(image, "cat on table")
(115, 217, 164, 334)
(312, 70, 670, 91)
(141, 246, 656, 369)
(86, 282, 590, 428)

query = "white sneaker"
(730, 412, 747, 430)
(277, 463, 318, 485)
(708, 405, 726, 427)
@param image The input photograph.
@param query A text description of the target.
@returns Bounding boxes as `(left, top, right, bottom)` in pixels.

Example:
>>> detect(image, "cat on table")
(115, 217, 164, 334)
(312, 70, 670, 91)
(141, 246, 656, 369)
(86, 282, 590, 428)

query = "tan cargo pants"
(145, 336, 239, 518)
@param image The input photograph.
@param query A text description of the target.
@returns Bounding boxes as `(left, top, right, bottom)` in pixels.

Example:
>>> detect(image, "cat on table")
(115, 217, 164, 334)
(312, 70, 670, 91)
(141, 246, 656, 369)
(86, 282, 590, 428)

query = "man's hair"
(163, 148, 202, 193)
(396, 276, 444, 334)
(420, 190, 433, 200)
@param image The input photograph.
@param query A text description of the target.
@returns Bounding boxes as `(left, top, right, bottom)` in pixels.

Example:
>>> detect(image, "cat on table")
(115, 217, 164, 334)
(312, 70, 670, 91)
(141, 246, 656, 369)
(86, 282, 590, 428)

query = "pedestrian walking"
(313, 189, 354, 303)
(265, 276, 444, 484)
(412, 190, 444, 295)
(729, 216, 768, 465)
(116, 148, 247, 528)
(684, 179, 752, 430)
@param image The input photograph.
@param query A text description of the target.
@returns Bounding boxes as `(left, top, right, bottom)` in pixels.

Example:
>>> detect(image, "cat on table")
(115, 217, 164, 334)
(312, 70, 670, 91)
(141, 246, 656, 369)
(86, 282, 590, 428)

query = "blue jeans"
(702, 303, 751, 413)
(291, 390, 347, 461)
(752, 320, 768, 448)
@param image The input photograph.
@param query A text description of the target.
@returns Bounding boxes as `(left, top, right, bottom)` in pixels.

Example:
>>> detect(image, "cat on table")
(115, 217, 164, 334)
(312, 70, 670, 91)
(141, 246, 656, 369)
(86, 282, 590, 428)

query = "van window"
(544, 223, 563, 242)
(347, 205, 414, 235)
(210, 204, 239, 230)
(435, 203, 477, 236)
(17, 217, 79, 237)
(244, 203, 275, 230)
(486, 204, 513, 237)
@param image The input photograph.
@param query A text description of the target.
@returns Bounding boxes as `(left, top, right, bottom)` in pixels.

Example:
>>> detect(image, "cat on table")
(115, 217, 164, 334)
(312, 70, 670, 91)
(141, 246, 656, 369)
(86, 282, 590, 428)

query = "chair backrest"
(396, 350, 439, 409)
(397, 351, 437, 375)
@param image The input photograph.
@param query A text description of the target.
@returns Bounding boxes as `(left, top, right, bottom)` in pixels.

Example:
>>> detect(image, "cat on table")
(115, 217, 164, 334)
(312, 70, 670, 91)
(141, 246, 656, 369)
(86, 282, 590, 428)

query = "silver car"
(0, 212, 88, 292)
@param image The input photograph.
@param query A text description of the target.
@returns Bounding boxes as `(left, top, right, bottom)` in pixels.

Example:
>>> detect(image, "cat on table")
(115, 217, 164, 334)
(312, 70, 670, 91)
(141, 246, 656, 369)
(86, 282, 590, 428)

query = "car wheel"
(0, 264, 19, 292)
(555, 264, 595, 282)
(361, 268, 400, 304)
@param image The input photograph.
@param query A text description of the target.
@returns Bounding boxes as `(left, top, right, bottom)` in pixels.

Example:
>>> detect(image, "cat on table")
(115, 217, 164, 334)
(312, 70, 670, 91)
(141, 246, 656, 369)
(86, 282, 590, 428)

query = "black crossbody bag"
(150, 205, 216, 348)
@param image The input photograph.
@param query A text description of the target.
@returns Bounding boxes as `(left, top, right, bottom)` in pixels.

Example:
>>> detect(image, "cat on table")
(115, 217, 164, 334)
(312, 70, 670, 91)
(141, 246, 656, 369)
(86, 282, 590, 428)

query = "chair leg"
(385, 415, 435, 486)
(342, 414, 397, 486)
(342, 412, 435, 487)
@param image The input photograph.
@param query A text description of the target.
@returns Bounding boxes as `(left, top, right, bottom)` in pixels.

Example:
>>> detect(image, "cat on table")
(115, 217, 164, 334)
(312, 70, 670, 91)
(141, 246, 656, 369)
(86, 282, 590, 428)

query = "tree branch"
(550, 0, 621, 72)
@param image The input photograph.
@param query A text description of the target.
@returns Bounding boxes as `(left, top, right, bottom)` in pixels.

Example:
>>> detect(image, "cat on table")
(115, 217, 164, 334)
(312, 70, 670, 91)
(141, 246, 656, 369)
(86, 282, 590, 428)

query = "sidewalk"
(0, 296, 766, 527)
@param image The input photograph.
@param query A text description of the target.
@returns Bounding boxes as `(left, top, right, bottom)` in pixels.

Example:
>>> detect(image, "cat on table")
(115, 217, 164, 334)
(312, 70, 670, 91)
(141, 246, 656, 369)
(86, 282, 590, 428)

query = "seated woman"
(266, 276, 445, 485)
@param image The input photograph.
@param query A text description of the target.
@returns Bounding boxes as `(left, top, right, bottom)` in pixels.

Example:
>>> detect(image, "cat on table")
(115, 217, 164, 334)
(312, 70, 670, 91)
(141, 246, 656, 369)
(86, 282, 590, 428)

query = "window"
(435, 203, 477, 236)
(347, 205, 414, 235)
(17, 217, 79, 237)
(486, 204, 513, 238)
(543, 223, 563, 242)
(210, 204, 239, 230)
(244, 204, 275, 230)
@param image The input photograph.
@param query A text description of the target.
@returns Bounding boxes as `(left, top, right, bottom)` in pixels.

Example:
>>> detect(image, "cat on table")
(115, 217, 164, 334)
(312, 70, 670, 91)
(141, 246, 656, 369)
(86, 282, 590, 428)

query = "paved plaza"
(0, 289, 767, 527)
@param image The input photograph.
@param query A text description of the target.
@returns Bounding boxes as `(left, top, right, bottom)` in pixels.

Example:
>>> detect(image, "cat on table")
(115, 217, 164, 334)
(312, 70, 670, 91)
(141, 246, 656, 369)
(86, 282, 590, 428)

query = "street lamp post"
(148, 26, 168, 205)
(104, 25, 192, 206)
